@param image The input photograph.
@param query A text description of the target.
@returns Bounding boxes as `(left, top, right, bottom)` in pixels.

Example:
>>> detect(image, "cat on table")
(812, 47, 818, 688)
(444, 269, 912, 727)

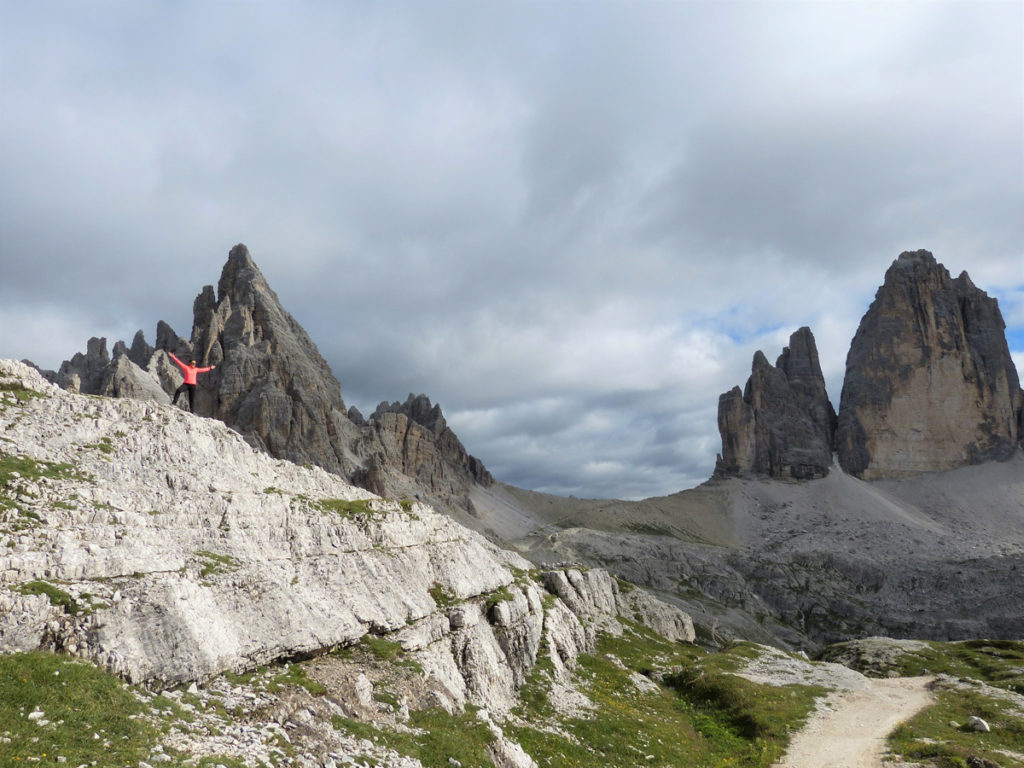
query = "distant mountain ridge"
(716, 250, 1023, 481)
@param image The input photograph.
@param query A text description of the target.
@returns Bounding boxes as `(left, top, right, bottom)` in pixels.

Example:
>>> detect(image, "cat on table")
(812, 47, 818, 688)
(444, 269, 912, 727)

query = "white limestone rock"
(0, 359, 695, 721)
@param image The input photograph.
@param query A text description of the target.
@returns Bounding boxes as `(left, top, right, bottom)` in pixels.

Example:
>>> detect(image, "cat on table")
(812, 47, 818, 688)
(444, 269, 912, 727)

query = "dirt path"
(774, 676, 934, 768)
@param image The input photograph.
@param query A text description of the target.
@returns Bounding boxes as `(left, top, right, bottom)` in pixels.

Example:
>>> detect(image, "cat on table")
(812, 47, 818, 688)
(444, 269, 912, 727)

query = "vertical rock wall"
(836, 250, 1022, 479)
(716, 327, 836, 480)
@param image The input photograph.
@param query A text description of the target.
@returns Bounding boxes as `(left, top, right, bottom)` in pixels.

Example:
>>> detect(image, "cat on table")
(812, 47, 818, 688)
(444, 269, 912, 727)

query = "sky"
(1, 1, 1021, 500)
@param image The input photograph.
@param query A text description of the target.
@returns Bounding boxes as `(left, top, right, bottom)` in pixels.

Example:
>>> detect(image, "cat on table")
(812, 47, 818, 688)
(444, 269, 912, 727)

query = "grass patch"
(268, 664, 328, 696)
(194, 550, 240, 578)
(0, 652, 161, 766)
(362, 635, 404, 662)
(509, 625, 820, 768)
(87, 436, 116, 456)
(15, 580, 82, 616)
(485, 585, 516, 612)
(824, 639, 1024, 694)
(0, 383, 45, 405)
(331, 706, 495, 768)
(888, 686, 1024, 768)
(0, 453, 82, 486)
(429, 582, 460, 608)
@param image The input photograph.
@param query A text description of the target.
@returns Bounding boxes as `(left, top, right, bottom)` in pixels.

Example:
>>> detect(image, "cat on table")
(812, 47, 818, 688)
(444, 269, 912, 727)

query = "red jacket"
(169, 353, 213, 385)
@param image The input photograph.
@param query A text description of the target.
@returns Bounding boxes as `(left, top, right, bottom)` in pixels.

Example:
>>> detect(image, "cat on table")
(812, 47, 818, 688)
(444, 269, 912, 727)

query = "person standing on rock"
(168, 352, 215, 413)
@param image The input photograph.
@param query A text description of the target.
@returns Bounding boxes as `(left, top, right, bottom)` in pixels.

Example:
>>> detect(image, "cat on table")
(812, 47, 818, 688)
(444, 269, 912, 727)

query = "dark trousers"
(172, 383, 196, 412)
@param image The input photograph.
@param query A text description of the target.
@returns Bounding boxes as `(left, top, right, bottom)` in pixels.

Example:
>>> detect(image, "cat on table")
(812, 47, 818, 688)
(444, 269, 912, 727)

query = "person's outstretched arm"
(168, 351, 186, 371)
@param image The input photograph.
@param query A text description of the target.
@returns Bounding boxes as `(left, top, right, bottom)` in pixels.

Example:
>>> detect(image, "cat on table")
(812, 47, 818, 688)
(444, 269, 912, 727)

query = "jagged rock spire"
(716, 327, 836, 480)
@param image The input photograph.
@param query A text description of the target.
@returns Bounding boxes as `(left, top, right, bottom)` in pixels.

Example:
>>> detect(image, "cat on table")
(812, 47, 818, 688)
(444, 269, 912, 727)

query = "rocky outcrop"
(183, 244, 357, 476)
(367, 394, 494, 501)
(716, 327, 837, 480)
(0, 359, 691, 708)
(48, 244, 493, 517)
(51, 336, 173, 403)
(837, 250, 1023, 479)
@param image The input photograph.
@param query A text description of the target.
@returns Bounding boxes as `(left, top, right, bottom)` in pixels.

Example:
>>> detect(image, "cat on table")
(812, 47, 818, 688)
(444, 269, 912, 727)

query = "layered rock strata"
(716, 327, 837, 480)
(0, 360, 693, 708)
(836, 250, 1023, 479)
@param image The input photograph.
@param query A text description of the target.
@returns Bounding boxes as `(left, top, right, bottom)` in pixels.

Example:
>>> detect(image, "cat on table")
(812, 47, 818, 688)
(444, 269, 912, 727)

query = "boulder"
(837, 250, 1023, 479)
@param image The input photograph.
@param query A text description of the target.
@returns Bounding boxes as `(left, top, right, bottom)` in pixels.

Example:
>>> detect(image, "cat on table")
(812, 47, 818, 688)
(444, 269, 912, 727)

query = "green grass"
(507, 626, 820, 768)
(14, 581, 82, 616)
(847, 639, 1024, 768)
(0, 383, 45, 405)
(485, 585, 516, 612)
(332, 706, 496, 768)
(268, 664, 328, 696)
(825, 639, 1024, 694)
(316, 497, 377, 518)
(0, 453, 82, 486)
(194, 550, 240, 578)
(0, 652, 162, 766)
(429, 582, 460, 608)
(362, 635, 404, 662)
(888, 687, 1024, 768)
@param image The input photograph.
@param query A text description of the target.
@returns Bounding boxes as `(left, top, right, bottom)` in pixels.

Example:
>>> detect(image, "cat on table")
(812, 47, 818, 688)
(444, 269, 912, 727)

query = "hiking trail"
(775, 676, 934, 768)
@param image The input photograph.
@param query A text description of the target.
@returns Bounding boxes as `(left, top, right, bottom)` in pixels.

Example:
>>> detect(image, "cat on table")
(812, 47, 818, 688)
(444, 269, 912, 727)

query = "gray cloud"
(1, 1, 1020, 500)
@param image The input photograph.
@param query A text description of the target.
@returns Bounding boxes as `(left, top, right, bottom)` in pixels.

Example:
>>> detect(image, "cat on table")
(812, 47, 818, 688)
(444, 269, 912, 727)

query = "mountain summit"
(716, 250, 1023, 481)
(47, 244, 492, 514)
(837, 249, 1022, 479)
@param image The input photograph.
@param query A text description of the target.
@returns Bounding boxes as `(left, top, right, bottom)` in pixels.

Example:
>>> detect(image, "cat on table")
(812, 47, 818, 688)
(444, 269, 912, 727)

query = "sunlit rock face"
(836, 250, 1022, 480)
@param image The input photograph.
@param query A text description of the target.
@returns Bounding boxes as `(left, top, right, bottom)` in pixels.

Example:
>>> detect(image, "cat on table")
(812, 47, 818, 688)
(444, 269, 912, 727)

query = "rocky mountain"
(45, 244, 491, 517)
(836, 249, 1023, 479)
(716, 250, 1023, 482)
(1, 358, 703, 766)
(715, 327, 836, 480)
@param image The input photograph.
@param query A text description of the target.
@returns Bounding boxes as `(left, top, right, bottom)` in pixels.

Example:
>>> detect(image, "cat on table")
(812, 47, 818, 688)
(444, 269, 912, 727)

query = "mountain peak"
(837, 251, 1022, 479)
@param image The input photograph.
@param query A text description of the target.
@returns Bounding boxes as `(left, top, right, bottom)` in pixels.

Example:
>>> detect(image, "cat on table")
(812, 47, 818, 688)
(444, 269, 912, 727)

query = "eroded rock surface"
(47, 244, 492, 517)
(837, 250, 1023, 479)
(0, 359, 690, 720)
(716, 327, 836, 480)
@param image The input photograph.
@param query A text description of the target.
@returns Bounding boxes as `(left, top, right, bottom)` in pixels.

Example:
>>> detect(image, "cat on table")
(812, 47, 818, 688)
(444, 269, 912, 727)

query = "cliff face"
(836, 250, 1022, 479)
(47, 244, 492, 516)
(716, 251, 1022, 482)
(0, 359, 692, 702)
(716, 327, 836, 480)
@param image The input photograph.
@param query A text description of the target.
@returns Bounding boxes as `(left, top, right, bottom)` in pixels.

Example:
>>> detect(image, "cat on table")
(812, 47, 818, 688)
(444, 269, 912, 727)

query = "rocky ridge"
(716, 250, 1023, 481)
(0, 358, 692, 706)
(46, 244, 492, 517)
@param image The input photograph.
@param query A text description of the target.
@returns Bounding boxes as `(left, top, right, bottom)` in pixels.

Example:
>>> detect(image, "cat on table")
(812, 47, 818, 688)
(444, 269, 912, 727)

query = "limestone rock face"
(716, 327, 836, 480)
(837, 250, 1023, 479)
(367, 394, 494, 501)
(0, 359, 690, 703)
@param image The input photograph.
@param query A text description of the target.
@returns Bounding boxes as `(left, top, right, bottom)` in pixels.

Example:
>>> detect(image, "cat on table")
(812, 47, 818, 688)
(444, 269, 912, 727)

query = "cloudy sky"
(1, 1, 1021, 500)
